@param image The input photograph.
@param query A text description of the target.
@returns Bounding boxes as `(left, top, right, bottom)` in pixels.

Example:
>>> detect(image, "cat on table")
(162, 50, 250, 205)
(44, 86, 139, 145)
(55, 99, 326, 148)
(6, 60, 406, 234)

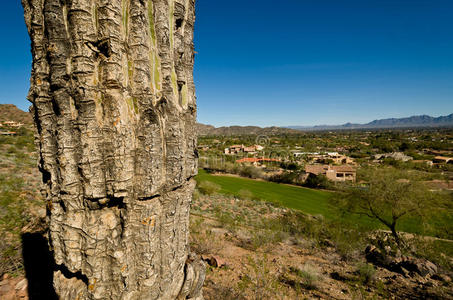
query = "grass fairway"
(196, 170, 453, 238)
(196, 169, 333, 217)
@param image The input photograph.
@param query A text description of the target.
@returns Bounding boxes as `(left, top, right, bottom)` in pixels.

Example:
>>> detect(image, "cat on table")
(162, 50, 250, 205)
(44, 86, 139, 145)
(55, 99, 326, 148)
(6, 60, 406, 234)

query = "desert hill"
(196, 123, 300, 136)
(0, 104, 33, 125)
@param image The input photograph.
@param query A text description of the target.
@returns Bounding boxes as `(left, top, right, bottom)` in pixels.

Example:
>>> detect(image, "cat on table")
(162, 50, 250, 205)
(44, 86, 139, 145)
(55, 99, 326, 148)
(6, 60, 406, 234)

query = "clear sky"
(1, 1, 452, 127)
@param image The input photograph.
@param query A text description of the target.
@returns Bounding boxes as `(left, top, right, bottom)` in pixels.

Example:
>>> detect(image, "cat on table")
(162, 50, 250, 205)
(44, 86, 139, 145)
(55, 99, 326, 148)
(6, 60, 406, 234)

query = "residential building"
(433, 156, 453, 164)
(224, 144, 264, 155)
(224, 144, 244, 154)
(3, 121, 24, 128)
(305, 164, 356, 182)
(374, 152, 413, 162)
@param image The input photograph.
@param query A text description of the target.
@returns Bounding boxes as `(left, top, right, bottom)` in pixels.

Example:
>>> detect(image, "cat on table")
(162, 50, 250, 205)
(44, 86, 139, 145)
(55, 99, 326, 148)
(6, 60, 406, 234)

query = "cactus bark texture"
(22, 0, 204, 298)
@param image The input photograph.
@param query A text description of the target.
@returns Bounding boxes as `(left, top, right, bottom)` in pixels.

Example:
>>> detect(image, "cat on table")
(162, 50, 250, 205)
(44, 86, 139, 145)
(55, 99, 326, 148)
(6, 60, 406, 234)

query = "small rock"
(432, 274, 452, 283)
(441, 274, 451, 283)
(416, 276, 427, 285)
(210, 255, 226, 268)
(365, 246, 392, 267)
(201, 254, 210, 261)
(404, 259, 437, 277)
(17, 287, 28, 299)
(365, 245, 376, 253)
(322, 239, 335, 248)
(400, 267, 410, 278)
(201, 255, 225, 268)
(424, 261, 438, 276)
(15, 278, 27, 291)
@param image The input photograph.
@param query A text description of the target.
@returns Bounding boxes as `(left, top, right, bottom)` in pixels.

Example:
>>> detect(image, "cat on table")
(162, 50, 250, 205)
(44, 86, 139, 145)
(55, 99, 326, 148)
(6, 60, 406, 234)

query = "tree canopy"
(334, 167, 443, 244)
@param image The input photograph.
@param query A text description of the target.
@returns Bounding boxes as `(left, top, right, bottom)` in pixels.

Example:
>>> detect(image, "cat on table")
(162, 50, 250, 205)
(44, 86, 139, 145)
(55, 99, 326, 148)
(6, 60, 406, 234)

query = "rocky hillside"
(193, 193, 453, 299)
(0, 104, 33, 125)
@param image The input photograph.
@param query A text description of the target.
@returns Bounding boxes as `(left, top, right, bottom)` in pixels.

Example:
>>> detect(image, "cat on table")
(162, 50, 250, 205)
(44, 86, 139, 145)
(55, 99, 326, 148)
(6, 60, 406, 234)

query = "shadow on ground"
(21, 232, 58, 300)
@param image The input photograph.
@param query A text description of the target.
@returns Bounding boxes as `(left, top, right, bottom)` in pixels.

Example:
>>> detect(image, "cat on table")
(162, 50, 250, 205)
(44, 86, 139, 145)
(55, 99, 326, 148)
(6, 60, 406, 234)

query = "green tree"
(304, 174, 329, 189)
(335, 168, 438, 244)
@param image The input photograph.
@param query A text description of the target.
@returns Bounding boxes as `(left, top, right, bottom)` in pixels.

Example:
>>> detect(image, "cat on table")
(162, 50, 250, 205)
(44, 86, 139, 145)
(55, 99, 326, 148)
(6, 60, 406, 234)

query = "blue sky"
(1, 0, 452, 127)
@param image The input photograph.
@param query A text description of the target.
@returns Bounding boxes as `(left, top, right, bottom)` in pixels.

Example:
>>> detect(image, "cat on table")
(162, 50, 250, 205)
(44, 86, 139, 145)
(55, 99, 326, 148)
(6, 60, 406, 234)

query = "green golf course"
(196, 169, 333, 217)
(195, 169, 452, 238)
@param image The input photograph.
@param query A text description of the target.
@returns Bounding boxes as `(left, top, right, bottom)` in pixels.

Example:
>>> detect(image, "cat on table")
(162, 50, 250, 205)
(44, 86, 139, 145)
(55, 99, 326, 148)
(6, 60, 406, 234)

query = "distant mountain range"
(198, 113, 453, 135)
(2, 104, 452, 135)
(287, 114, 453, 131)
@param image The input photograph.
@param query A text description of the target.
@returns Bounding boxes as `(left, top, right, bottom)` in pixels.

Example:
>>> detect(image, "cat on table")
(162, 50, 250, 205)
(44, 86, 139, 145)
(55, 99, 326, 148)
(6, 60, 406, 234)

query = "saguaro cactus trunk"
(22, 0, 204, 299)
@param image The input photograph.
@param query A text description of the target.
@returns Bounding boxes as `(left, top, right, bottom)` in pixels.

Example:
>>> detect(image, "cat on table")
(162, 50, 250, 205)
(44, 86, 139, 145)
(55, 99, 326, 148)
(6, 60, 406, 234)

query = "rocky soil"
(190, 194, 453, 299)
(1, 191, 452, 300)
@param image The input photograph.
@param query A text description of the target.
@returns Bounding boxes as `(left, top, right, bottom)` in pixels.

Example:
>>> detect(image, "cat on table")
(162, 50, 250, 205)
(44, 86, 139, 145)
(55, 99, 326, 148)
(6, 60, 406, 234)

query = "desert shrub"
(224, 162, 241, 174)
(204, 283, 245, 300)
(16, 127, 30, 136)
(0, 176, 26, 232)
(0, 136, 12, 145)
(6, 146, 19, 155)
(238, 255, 281, 299)
(14, 151, 28, 163)
(14, 135, 33, 149)
(280, 162, 299, 171)
(356, 263, 376, 284)
(192, 188, 200, 202)
(198, 159, 209, 169)
(189, 217, 204, 234)
(268, 171, 298, 184)
(264, 208, 367, 260)
(323, 221, 367, 261)
(189, 218, 222, 254)
(190, 229, 222, 255)
(0, 175, 28, 275)
(239, 165, 263, 179)
(246, 229, 286, 251)
(291, 263, 321, 290)
(197, 181, 220, 195)
(258, 206, 269, 215)
(238, 189, 254, 200)
(272, 211, 323, 240)
(214, 210, 237, 231)
(303, 174, 329, 189)
(381, 157, 402, 167)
